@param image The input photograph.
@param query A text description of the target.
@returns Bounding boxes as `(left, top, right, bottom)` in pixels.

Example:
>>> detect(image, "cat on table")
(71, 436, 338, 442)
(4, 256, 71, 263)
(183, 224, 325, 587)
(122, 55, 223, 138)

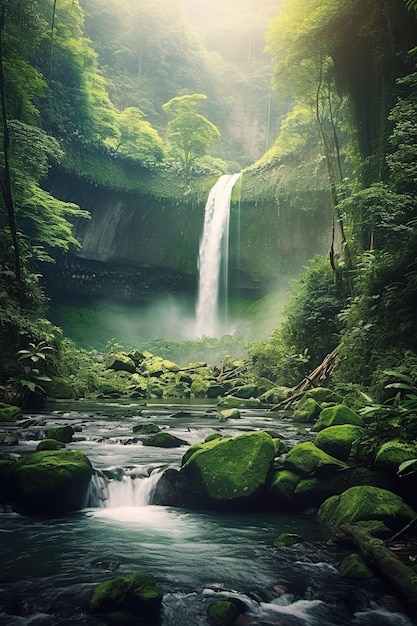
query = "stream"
(0, 399, 414, 625)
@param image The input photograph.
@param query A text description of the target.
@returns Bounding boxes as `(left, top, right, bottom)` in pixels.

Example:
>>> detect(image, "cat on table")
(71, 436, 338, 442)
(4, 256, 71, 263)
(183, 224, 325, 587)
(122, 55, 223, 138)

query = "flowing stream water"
(195, 173, 241, 338)
(0, 400, 413, 626)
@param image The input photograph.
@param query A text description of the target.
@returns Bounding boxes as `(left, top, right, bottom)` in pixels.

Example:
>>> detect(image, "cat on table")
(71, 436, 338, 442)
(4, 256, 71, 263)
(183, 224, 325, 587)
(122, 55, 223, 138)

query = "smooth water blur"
(0, 400, 414, 626)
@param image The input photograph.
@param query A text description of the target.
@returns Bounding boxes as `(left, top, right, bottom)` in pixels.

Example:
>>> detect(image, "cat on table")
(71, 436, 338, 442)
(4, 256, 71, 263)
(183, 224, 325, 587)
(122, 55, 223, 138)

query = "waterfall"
(85, 467, 161, 509)
(195, 173, 241, 338)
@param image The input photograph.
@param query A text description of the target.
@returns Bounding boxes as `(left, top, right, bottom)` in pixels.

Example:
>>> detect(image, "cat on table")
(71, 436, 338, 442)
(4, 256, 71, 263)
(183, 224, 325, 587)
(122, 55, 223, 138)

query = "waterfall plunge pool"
(0, 400, 413, 626)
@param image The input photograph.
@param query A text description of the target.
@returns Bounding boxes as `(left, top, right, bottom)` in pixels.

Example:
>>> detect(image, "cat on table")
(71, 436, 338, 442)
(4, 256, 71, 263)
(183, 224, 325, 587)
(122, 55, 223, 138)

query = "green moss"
(284, 442, 348, 477)
(88, 573, 163, 616)
(46, 425, 74, 443)
(106, 352, 136, 374)
(269, 469, 300, 505)
(318, 486, 417, 530)
(374, 439, 417, 474)
(144, 432, 188, 448)
(132, 423, 161, 435)
(207, 600, 239, 626)
(190, 376, 209, 397)
(217, 396, 262, 409)
(218, 408, 240, 421)
(314, 425, 365, 461)
(274, 533, 304, 547)
(183, 431, 275, 502)
(314, 404, 363, 431)
(0, 403, 21, 421)
(37, 438, 66, 451)
(338, 554, 375, 580)
(292, 397, 322, 424)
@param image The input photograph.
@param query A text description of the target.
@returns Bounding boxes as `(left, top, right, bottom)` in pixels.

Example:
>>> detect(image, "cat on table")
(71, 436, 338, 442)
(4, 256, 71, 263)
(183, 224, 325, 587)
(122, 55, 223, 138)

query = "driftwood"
(270, 345, 340, 411)
(341, 524, 417, 610)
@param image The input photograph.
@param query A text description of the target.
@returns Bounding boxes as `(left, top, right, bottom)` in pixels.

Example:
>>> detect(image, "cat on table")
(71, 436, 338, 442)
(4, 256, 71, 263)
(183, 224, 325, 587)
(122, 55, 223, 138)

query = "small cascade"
(85, 467, 161, 509)
(195, 173, 241, 337)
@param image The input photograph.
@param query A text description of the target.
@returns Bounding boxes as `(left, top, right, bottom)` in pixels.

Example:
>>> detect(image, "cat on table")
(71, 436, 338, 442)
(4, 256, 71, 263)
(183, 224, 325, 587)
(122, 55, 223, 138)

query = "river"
(0, 400, 413, 625)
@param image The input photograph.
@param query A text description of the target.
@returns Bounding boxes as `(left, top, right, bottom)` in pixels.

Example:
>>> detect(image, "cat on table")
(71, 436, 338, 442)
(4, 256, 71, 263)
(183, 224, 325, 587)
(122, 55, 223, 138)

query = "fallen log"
(341, 524, 417, 610)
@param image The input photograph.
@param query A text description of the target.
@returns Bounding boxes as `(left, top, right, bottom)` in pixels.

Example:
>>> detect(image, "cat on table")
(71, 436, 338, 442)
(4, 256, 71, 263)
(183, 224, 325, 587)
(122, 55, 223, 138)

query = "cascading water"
(85, 467, 161, 511)
(195, 173, 241, 337)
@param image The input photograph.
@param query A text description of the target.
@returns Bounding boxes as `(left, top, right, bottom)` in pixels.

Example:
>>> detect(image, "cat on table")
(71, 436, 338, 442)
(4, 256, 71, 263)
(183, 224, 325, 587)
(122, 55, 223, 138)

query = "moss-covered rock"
(206, 384, 227, 399)
(190, 376, 209, 397)
(44, 376, 74, 399)
(0, 402, 21, 421)
(374, 439, 417, 474)
(233, 384, 259, 399)
(314, 404, 363, 432)
(46, 425, 74, 443)
(318, 486, 416, 530)
(106, 352, 136, 374)
(274, 533, 304, 547)
(132, 423, 161, 435)
(284, 442, 348, 477)
(269, 469, 301, 507)
(304, 387, 341, 404)
(207, 600, 239, 626)
(182, 431, 275, 505)
(88, 573, 163, 617)
(14, 449, 93, 514)
(143, 432, 188, 448)
(338, 553, 375, 580)
(292, 397, 322, 424)
(218, 408, 240, 421)
(314, 425, 365, 462)
(37, 438, 66, 451)
(272, 438, 288, 456)
(260, 385, 292, 404)
(217, 396, 262, 409)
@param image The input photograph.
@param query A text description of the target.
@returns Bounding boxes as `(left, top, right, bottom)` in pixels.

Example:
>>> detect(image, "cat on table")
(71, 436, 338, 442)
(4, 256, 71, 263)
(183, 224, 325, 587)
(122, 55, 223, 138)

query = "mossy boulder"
(218, 408, 240, 421)
(132, 423, 161, 435)
(44, 376, 74, 399)
(314, 425, 365, 462)
(292, 397, 322, 424)
(260, 385, 292, 404)
(217, 396, 262, 409)
(314, 404, 363, 432)
(143, 432, 188, 448)
(0, 402, 21, 421)
(304, 387, 341, 404)
(106, 352, 136, 374)
(318, 486, 417, 531)
(374, 440, 417, 474)
(88, 573, 163, 617)
(272, 438, 288, 456)
(233, 384, 259, 399)
(284, 442, 348, 477)
(338, 554, 375, 580)
(46, 425, 74, 443)
(206, 384, 227, 399)
(37, 438, 66, 451)
(14, 449, 93, 514)
(207, 600, 239, 626)
(268, 470, 301, 508)
(182, 431, 275, 505)
(274, 533, 304, 547)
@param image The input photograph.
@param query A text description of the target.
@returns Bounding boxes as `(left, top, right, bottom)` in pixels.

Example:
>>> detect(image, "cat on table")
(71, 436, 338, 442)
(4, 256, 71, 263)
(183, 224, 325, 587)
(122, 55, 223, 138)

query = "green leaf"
(398, 458, 417, 475)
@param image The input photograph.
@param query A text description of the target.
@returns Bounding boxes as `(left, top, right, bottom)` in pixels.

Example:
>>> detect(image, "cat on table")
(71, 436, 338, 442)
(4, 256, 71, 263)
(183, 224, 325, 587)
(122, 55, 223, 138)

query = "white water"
(195, 173, 241, 337)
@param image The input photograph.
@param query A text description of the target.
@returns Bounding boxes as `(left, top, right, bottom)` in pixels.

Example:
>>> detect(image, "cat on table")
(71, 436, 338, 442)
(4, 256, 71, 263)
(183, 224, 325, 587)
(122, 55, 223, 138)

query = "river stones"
(37, 438, 66, 451)
(218, 408, 240, 421)
(314, 404, 363, 431)
(314, 424, 365, 462)
(373, 439, 417, 474)
(284, 441, 348, 476)
(143, 431, 188, 448)
(14, 449, 93, 514)
(88, 573, 163, 618)
(132, 423, 161, 435)
(46, 425, 74, 443)
(181, 430, 275, 507)
(0, 402, 21, 421)
(217, 396, 262, 409)
(318, 485, 417, 530)
(207, 599, 239, 625)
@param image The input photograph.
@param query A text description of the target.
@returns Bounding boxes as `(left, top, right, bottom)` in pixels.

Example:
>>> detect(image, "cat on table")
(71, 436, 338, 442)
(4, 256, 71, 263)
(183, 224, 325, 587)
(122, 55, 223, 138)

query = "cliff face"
(43, 167, 333, 304)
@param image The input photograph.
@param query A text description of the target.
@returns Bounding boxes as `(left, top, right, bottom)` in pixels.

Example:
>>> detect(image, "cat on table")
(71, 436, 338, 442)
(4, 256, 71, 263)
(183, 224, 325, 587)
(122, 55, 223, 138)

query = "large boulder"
(268, 470, 301, 509)
(233, 384, 259, 399)
(88, 573, 163, 618)
(314, 425, 365, 462)
(106, 352, 136, 374)
(292, 397, 321, 424)
(314, 404, 363, 431)
(284, 441, 348, 477)
(182, 431, 275, 507)
(14, 450, 93, 514)
(318, 486, 416, 531)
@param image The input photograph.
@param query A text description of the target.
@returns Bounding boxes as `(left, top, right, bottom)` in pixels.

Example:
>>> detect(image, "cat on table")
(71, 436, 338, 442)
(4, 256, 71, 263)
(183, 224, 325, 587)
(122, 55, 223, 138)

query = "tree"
(105, 107, 164, 164)
(162, 94, 220, 177)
